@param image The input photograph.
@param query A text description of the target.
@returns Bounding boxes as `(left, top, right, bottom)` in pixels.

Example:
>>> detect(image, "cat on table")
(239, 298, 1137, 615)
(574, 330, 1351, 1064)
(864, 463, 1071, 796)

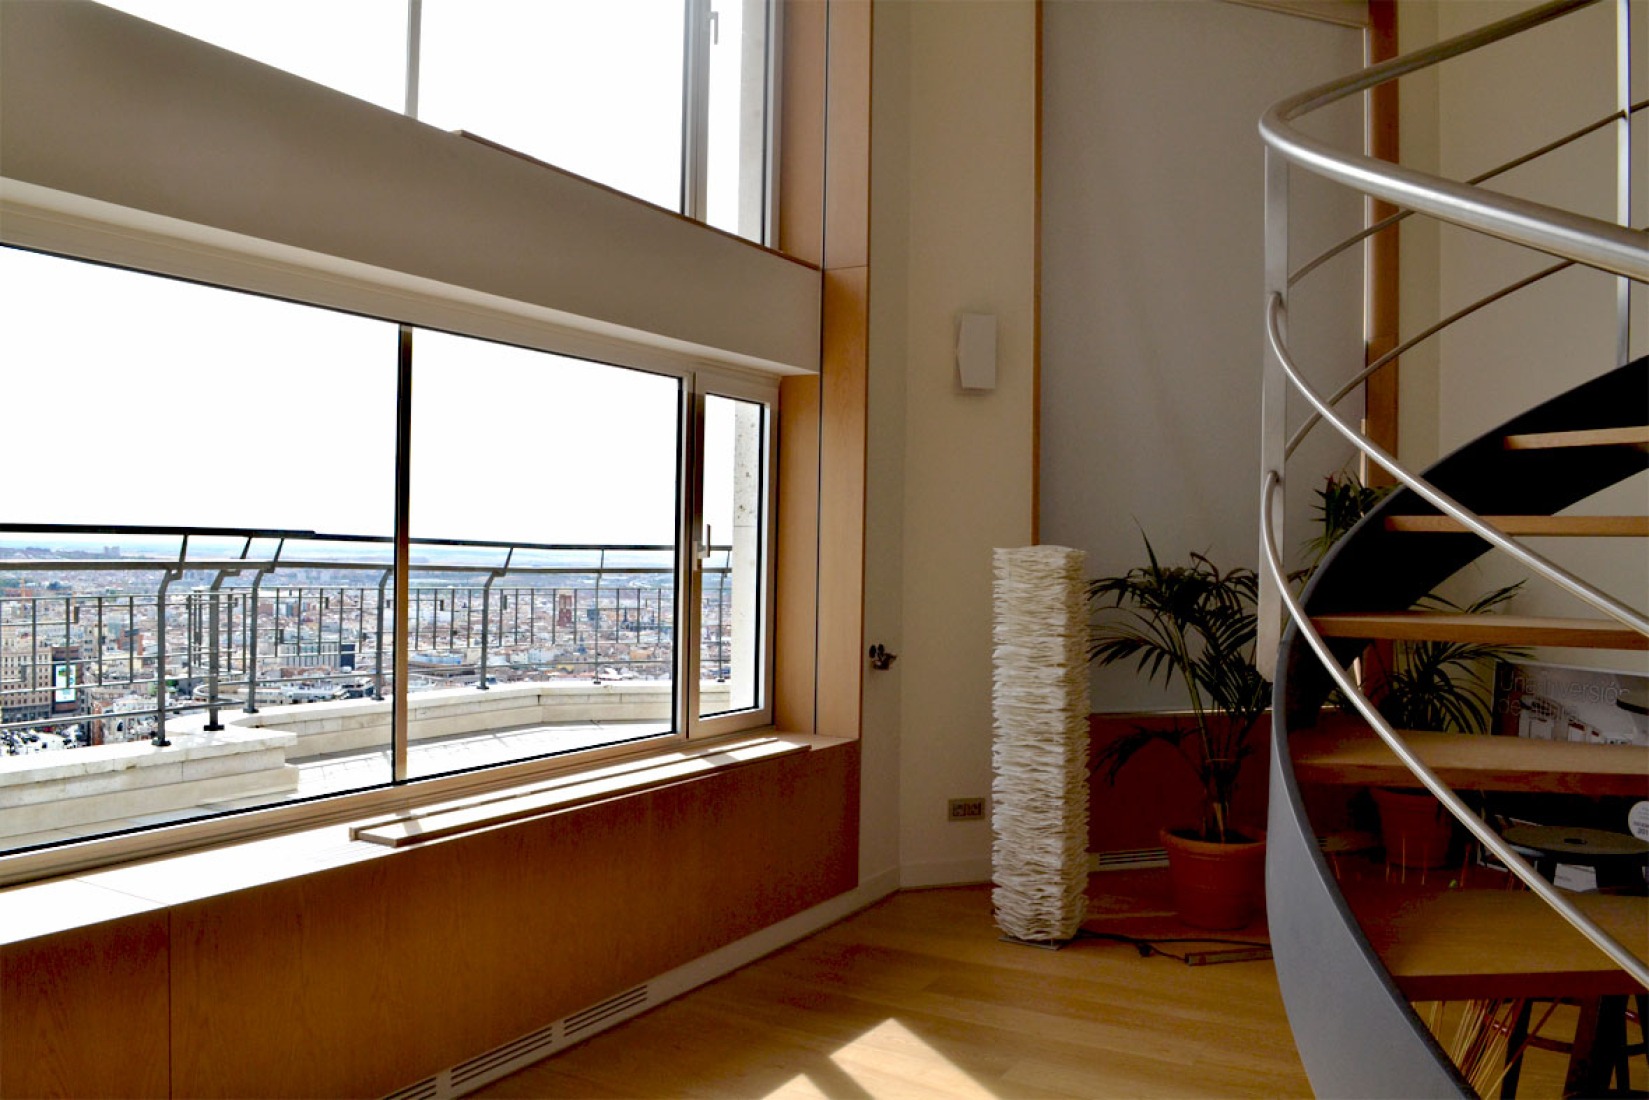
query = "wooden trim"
(1384, 514, 1649, 537)
(817, 266, 869, 738)
(773, 0, 873, 739)
(1031, 0, 1044, 545)
(1363, 0, 1400, 487)
(1503, 426, 1649, 451)
(774, 374, 820, 732)
(823, 1, 871, 271)
(1290, 722, 1649, 797)
(1312, 612, 1649, 650)
(778, 0, 827, 267)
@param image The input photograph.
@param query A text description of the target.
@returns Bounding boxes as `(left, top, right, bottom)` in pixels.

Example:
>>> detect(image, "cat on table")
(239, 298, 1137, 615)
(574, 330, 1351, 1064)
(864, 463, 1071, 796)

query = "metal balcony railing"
(0, 524, 733, 754)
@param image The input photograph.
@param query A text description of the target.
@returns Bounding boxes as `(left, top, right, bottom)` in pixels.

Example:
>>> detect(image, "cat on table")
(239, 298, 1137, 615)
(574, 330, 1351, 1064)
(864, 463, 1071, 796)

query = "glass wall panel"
(404, 329, 681, 778)
(418, 0, 686, 212)
(98, 0, 408, 112)
(698, 394, 766, 718)
(0, 248, 398, 854)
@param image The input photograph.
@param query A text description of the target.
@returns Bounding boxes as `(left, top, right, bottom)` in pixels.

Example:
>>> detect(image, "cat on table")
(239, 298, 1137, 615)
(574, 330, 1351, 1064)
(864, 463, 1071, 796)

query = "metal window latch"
(867, 644, 897, 670)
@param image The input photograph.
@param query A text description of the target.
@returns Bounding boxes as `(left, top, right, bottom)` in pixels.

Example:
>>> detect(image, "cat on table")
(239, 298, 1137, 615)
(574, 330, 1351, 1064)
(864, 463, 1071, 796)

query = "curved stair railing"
(1258, 1, 1648, 1095)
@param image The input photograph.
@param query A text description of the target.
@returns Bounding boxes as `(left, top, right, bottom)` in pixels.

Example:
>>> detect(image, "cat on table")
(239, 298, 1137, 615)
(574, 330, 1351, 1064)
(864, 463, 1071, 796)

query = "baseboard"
(899, 856, 993, 889)
(414, 868, 901, 1098)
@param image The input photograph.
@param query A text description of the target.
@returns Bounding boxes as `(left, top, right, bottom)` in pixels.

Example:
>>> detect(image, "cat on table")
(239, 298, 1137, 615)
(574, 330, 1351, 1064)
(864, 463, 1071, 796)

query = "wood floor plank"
(474, 885, 1311, 1098)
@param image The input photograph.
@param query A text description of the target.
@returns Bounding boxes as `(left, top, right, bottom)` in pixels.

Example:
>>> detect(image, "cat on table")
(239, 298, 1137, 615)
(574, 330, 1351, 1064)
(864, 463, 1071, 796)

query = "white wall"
(1400, 0, 1648, 673)
(1039, 0, 1365, 713)
(866, 0, 1038, 888)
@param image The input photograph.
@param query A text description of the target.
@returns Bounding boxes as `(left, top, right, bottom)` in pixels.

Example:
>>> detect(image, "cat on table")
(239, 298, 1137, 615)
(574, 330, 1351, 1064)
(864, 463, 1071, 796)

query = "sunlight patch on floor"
(768, 1017, 997, 1099)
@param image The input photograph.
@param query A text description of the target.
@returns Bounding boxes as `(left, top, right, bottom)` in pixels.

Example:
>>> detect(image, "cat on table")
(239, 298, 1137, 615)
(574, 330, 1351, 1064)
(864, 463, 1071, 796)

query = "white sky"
(0, 2, 762, 550)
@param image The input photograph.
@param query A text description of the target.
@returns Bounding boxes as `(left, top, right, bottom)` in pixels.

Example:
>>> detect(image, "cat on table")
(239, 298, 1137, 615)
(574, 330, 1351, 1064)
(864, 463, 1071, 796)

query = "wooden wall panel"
(1364, 0, 1400, 485)
(0, 913, 170, 1099)
(816, 267, 869, 739)
(167, 744, 858, 1098)
(779, 0, 828, 266)
(823, 0, 872, 270)
(775, 374, 821, 733)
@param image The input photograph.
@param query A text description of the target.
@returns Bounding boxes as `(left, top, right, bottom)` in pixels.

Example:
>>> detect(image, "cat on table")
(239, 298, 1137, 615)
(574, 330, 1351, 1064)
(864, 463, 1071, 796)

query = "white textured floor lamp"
(990, 545, 1090, 945)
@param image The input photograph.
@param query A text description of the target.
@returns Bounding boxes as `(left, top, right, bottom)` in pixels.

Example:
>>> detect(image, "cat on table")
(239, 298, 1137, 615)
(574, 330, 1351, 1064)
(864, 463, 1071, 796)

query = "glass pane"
(418, 0, 685, 212)
(405, 330, 680, 778)
(0, 248, 398, 854)
(705, 0, 769, 240)
(97, 0, 408, 112)
(699, 394, 766, 718)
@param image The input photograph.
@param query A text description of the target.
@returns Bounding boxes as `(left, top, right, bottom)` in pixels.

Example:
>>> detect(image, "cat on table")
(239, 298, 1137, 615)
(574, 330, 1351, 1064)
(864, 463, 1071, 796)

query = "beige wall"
(866, 0, 1038, 887)
(1040, 0, 1365, 713)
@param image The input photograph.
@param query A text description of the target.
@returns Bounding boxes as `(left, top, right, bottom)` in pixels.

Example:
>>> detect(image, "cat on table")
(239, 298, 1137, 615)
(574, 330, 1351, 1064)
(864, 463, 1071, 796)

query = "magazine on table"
(1472, 660, 1648, 890)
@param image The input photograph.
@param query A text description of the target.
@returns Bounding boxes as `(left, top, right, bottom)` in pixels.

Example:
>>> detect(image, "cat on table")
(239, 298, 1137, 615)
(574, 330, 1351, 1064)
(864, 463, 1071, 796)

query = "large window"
(96, 0, 774, 243)
(0, 246, 775, 858)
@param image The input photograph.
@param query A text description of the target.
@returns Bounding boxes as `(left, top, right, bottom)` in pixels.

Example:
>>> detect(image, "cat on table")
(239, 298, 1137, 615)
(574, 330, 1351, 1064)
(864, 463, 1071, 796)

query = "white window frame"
(0, 204, 780, 887)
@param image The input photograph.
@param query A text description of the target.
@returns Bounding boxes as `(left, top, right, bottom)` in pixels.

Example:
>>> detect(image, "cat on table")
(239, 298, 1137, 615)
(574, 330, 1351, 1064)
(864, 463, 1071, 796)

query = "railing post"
(478, 572, 503, 691)
(1257, 148, 1290, 682)
(152, 569, 180, 747)
(374, 567, 391, 700)
(204, 570, 232, 731)
(245, 565, 276, 713)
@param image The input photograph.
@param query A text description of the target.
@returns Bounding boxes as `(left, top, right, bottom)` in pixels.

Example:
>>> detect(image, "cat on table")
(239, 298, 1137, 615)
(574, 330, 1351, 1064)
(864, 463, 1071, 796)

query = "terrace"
(0, 526, 746, 852)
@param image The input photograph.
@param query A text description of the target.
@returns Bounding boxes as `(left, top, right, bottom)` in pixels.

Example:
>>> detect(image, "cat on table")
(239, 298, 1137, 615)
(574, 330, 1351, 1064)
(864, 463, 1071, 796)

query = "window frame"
(0, 220, 780, 887)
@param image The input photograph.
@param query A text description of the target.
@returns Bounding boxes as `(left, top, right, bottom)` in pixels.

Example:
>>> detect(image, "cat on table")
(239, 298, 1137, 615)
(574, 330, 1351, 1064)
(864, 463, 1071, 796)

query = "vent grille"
(384, 1077, 439, 1100)
(448, 1021, 560, 1089)
(395, 984, 653, 1098)
(565, 985, 648, 1037)
(1092, 847, 1169, 870)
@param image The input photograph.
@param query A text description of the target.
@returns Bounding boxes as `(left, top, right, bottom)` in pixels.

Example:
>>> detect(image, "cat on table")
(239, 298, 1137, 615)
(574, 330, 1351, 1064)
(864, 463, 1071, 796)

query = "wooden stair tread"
(1503, 426, 1649, 450)
(1349, 888, 1648, 1001)
(1290, 724, 1649, 797)
(1310, 612, 1648, 650)
(1383, 515, 1648, 537)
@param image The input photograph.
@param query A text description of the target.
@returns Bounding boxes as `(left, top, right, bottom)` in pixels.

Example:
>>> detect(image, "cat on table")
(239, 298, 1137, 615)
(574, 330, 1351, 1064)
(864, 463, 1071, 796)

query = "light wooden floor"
(476, 883, 1312, 1098)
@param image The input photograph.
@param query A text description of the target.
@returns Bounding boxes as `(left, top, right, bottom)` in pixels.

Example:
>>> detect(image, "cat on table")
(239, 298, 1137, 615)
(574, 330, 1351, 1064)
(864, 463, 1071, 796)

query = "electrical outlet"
(948, 797, 986, 822)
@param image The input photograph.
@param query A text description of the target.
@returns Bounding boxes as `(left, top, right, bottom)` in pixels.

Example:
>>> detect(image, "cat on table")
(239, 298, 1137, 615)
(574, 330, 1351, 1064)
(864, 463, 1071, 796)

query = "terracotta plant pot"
(1159, 826, 1266, 930)
(1371, 786, 1454, 869)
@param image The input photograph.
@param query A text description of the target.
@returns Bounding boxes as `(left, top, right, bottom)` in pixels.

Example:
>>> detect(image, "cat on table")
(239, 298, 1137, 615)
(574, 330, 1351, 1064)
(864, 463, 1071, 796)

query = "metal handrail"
(1260, 473, 1649, 987)
(1284, 257, 1576, 460)
(1258, 0, 1649, 1016)
(1262, 0, 1648, 282)
(1287, 97, 1648, 289)
(1268, 293, 1649, 638)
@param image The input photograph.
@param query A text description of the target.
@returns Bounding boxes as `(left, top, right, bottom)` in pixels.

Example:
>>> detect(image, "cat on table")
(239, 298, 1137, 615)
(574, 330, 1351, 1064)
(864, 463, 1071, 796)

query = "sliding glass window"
(94, 0, 776, 244)
(0, 247, 773, 860)
(403, 330, 682, 779)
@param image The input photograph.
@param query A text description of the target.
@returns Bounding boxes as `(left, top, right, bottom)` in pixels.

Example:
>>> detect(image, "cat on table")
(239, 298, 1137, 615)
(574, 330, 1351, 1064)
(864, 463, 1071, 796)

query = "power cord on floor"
(1076, 928, 1273, 966)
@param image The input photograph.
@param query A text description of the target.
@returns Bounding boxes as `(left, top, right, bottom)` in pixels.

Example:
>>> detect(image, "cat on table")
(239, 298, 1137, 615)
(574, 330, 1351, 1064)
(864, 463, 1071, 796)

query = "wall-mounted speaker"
(956, 311, 997, 393)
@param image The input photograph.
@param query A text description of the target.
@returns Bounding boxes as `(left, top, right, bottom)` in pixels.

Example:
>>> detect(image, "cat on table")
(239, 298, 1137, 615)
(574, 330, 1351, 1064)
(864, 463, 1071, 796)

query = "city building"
(0, 1, 1640, 1097)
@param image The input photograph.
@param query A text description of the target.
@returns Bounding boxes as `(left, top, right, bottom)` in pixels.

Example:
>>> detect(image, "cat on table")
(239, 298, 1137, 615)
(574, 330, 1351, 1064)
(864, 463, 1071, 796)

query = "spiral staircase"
(1257, 1, 1648, 1096)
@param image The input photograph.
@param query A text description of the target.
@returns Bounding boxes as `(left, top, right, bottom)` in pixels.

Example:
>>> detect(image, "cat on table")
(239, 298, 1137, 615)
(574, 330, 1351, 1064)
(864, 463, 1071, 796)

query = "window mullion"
(681, 0, 713, 220)
(677, 382, 708, 734)
(392, 326, 413, 782)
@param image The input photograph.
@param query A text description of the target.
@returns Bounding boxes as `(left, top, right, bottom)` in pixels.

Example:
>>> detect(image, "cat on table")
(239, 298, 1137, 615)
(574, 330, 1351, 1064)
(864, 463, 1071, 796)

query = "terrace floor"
(0, 717, 671, 852)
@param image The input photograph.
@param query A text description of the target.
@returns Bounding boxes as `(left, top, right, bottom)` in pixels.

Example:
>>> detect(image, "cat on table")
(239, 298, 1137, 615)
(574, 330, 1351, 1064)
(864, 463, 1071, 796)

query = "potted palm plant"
(1088, 537, 1271, 929)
